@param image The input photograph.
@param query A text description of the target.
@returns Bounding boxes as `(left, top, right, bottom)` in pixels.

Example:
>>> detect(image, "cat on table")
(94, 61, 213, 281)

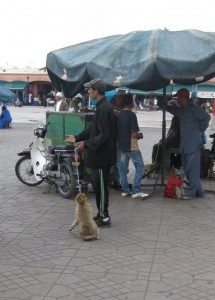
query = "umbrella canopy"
(46, 29, 215, 97)
(0, 86, 16, 104)
(46, 29, 215, 186)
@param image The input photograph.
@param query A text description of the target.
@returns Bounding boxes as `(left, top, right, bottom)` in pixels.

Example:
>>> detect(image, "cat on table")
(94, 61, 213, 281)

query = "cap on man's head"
(55, 92, 63, 97)
(173, 88, 190, 98)
(75, 93, 82, 99)
(84, 79, 107, 94)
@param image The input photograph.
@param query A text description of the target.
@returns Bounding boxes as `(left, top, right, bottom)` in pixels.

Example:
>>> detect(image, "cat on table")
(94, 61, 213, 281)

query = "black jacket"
(75, 97, 117, 168)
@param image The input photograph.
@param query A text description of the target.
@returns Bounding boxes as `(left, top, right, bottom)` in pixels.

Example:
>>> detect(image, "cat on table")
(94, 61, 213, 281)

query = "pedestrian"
(70, 93, 83, 112)
(118, 93, 149, 199)
(55, 92, 69, 111)
(153, 97, 158, 110)
(167, 88, 211, 199)
(213, 98, 215, 117)
(0, 105, 12, 128)
(65, 79, 117, 227)
(28, 92, 34, 105)
(132, 94, 138, 112)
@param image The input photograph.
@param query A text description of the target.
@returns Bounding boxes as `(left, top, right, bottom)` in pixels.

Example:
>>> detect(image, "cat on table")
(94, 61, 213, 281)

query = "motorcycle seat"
(52, 144, 75, 152)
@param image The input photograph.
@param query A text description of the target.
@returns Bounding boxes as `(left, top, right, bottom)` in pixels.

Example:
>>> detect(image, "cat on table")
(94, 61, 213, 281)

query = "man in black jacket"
(65, 79, 117, 226)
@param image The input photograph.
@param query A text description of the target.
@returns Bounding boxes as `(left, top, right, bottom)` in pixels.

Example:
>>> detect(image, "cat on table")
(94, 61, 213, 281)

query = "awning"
(198, 83, 215, 92)
(9, 81, 28, 90)
(117, 85, 174, 96)
(117, 83, 215, 98)
(0, 80, 9, 87)
(197, 83, 215, 98)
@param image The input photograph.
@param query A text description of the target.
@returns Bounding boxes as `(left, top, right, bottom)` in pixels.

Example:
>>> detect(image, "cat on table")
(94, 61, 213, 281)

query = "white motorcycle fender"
(30, 137, 52, 181)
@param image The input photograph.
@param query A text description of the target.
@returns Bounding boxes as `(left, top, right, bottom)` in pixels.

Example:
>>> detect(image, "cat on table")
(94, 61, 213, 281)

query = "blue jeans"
(120, 150, 144, 194)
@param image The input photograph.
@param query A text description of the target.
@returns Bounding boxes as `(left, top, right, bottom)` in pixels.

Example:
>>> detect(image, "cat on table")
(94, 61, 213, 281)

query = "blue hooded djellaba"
(0, 106, 12, 128)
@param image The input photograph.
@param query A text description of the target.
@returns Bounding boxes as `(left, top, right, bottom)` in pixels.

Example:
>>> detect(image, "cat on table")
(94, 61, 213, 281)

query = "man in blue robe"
(167, 88, 211, 199)
(0, 106, 12, 128)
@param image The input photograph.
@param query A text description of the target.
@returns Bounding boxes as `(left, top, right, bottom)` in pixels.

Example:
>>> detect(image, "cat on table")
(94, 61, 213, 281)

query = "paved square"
(0, 106, 215, 299)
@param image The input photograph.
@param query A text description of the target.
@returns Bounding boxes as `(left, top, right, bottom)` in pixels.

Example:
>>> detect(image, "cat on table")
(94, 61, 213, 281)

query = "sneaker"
(132, 192, 149, 199)
(95, 216, 111, 227)
(196, 194, 204, 197)
(109, 180, 121, 189)
(121, 192, 131, 197)
(181, 196, 192, 200)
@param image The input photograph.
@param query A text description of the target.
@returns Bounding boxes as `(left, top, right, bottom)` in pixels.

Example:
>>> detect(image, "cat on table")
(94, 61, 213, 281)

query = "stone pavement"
(0, 107, 215, 300)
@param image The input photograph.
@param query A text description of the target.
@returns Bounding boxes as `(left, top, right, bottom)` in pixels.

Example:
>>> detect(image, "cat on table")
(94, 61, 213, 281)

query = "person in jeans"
(65, 79, 117, 226)
(118, 93, 149, 199)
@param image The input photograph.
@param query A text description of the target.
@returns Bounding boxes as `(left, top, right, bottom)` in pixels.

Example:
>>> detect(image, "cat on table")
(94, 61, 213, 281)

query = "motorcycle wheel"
(15, 156, 44, 186)
(56, 162, 77, 199)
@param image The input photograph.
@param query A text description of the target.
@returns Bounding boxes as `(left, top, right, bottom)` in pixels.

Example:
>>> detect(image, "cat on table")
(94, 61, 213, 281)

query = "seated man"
(0, 105, 12, 128)
(70, 93, 83, 112)
(152, 116, 180, 164)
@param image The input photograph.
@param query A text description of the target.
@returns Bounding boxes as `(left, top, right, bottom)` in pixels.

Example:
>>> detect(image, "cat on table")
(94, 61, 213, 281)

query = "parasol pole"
(88, 96, 91, 108)
(161, 84, 167, 185)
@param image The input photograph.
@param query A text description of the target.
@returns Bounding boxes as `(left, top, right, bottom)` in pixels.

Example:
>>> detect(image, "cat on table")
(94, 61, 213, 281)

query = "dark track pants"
(91, 167, 110, 218)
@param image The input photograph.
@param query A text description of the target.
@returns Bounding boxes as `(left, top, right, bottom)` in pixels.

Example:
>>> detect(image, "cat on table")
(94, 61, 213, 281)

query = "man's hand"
(137, 132, 143, 140)
(77, 141, 85, 151)
(65, 135, 76, 143)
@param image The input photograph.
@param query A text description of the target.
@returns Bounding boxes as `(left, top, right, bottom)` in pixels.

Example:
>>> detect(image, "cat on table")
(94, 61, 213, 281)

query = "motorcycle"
(15, 123, 82, 198)
(138, 103, 151, 111)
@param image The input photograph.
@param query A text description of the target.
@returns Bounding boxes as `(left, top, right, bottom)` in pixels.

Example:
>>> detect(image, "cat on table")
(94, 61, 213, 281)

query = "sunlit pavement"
(0, 107, 215, 300)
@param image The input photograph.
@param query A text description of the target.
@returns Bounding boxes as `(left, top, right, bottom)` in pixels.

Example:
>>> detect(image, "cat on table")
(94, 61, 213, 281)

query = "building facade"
(0, 68, 53, 105)
(1, 68, 215, 107)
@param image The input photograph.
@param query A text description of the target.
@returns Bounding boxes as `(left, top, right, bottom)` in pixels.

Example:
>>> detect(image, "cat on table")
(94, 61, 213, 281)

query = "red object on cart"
(164, 176, 184, 199)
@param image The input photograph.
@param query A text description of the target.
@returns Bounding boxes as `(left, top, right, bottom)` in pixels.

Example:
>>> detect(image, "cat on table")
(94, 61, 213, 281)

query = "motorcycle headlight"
(33, 125, 46, 138)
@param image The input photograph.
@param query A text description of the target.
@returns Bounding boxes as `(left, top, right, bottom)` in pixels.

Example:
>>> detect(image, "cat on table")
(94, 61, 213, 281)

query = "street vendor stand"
(46, 111, 94, 182)
(46, 111, 116, 184)
(46, 111, 94, 145)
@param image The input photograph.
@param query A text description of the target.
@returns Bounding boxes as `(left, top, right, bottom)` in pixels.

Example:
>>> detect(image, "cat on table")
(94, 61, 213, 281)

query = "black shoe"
(95, 216, 111, 227)
(93, 215, 100, 221)
(109, 180, 121, 189)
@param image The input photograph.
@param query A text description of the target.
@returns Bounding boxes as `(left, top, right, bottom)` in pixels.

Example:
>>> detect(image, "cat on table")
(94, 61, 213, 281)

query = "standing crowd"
(2, 79, 211, 227)
(64, 79, 211, 227)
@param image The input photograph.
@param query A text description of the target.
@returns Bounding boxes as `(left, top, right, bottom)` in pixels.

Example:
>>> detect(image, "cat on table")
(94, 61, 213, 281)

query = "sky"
(0, 0, 215, 69)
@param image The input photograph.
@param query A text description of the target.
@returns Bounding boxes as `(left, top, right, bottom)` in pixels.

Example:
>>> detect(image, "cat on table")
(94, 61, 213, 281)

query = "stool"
(168, 148, 181, 169)
(166, 148, 210, 178)
(200, 148, 210, 178)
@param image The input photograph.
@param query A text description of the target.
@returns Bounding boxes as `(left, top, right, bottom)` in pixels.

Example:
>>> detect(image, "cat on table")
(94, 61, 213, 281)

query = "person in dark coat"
(152, 116, 180, 164)
(65, 79, 117, 227)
